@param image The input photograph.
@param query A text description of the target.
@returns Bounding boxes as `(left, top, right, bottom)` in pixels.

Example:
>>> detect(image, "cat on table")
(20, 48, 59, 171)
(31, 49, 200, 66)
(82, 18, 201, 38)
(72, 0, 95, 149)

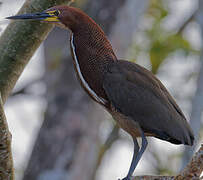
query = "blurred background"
(0, 0, 202, 179)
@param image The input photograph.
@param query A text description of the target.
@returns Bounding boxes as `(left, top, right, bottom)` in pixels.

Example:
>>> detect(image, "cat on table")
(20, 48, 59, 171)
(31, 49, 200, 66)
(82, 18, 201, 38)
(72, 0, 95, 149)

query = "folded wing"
(103, 60, 194, 146)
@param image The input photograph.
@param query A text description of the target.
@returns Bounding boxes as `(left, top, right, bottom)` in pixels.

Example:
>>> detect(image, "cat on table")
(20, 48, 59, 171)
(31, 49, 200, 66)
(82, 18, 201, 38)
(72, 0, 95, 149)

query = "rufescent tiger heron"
(7, 6, 194, 180)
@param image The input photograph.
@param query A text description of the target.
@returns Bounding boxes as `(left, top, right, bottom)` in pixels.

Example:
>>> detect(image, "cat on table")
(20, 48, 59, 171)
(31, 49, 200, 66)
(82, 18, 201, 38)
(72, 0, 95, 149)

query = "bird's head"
(6, 6, 84, 31)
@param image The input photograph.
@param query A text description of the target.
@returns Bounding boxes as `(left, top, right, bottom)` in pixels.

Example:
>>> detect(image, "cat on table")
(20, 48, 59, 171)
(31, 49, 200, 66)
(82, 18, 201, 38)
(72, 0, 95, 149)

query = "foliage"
(131, 0, 197, 74)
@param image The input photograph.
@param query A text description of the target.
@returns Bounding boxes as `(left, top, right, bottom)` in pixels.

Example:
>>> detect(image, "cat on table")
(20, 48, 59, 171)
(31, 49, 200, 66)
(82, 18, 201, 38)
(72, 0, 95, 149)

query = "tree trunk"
(22, 1, 126, 180)
(110, 0, 149, 58)
(0, 0, 71, 179)
(182, 0, 203, 167)
(0, 95, 13, 180)
(0, 0, 71, 103)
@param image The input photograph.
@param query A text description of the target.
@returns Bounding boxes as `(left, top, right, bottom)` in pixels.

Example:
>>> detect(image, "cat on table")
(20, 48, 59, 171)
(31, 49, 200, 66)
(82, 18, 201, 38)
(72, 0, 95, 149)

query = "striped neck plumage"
(69, 12, 117, 106)
(70, 33, 107, 105)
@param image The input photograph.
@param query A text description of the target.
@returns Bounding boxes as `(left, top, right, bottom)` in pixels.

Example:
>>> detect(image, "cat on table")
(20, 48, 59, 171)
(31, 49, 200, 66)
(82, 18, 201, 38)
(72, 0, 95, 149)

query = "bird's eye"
(54, 10, 60, 16)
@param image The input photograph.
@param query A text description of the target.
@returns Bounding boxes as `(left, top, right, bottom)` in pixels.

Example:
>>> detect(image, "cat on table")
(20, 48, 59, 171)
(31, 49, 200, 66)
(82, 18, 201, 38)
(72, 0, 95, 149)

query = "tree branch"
(177, 10, 197, 34)
(0, 0, 71, 104)
(0, 0, 72, 179)
(182, 0, 203, 168)
(133, 176, 175, 180)
(131, 144, 203, 180)
(0, 93, 13, 180)
(176, 144, 203, 180)
(11, 78, 41, 97)
(96, 124, 120, 169)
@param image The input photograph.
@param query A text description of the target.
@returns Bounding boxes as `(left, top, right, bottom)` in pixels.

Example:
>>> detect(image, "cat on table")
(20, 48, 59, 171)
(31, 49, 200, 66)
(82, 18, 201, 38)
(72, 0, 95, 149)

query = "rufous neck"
(70, 16, 116, 105)
(71, 15, 117, 62)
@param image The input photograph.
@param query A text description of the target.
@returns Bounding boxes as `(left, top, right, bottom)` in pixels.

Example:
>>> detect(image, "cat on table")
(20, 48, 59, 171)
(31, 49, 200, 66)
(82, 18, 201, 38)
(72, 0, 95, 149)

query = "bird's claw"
(119, 176, 132, 180)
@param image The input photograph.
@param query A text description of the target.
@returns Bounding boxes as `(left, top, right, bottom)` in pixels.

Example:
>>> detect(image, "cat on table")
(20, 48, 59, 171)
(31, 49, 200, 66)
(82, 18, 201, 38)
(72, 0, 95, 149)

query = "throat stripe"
(70, 34, 106, 105)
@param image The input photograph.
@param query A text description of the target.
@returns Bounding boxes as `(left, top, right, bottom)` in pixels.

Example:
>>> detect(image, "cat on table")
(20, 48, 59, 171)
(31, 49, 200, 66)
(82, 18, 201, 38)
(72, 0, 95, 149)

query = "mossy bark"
(0, 0, 71, 179)
(0, 94, 13, 180)
(0, 0, 70, 104)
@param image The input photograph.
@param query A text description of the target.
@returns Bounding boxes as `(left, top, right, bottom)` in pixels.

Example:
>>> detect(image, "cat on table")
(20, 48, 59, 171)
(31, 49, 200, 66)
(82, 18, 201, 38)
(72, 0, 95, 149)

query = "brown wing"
(103, 60, 194, 145)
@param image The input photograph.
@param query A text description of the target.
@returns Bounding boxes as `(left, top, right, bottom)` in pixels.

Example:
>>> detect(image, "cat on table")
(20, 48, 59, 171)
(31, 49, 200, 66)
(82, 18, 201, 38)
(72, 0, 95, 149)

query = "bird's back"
(103, 60, 194, 146)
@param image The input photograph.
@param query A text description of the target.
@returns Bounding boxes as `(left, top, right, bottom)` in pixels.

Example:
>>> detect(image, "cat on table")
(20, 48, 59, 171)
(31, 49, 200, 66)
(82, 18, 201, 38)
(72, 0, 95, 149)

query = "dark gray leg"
(122, 128, 148, 180)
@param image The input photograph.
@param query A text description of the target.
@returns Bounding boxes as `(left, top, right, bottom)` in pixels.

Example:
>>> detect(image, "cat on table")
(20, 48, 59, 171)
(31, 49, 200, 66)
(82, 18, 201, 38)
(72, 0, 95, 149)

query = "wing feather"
(103, 60, 194, 145)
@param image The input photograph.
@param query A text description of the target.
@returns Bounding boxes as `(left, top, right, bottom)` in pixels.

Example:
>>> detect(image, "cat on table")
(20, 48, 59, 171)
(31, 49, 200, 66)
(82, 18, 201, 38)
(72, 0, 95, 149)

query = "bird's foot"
(118, 176, 132, 180)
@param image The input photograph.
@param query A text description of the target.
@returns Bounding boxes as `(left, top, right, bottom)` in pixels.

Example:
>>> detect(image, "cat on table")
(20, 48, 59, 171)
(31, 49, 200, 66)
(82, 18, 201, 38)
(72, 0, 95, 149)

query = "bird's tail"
(154, 121, 194, 146)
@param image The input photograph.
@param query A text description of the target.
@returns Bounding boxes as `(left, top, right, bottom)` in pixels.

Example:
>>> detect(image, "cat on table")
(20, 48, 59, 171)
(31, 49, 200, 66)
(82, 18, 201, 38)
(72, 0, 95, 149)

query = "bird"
(7, 5, 194, 180)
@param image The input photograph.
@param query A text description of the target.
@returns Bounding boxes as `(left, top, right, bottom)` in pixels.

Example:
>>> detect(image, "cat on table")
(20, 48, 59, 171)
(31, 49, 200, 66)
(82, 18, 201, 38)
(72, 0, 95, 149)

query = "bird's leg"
(122, 127, 148, 180)
(121, 139, 139, 180)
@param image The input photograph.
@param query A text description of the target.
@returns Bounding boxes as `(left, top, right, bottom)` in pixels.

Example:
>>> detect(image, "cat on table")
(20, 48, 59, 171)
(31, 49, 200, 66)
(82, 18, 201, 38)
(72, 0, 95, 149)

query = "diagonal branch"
(0, 0, 71, 104)
(10, 78, 41, 97)
(131, 144, 203, 180)
(133, 176, 175, 180)
(96, 124, 120, 169)
(0, 93, 13, 180)
(176, 144, 203, 180)
(177, 10, 197, 34)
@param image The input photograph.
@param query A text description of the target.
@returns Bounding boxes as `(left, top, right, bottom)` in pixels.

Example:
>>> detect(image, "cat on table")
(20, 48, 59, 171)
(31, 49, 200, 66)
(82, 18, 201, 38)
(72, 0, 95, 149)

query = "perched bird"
(7, 6, 194, 180)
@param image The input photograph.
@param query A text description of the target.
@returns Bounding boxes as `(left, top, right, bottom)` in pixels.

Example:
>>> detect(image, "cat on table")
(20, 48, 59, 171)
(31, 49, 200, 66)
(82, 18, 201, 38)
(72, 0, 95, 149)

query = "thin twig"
(11, 78, 41, 97)
(177, 11, 197, 34)
(96, 124, 120, 168)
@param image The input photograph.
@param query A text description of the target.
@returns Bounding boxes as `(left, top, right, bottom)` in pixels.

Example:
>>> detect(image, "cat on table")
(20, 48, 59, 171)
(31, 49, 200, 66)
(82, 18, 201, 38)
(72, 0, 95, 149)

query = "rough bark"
(182, 0, 203, 167)
(0, 0, 71, 180)
(0, 94, 13, 180)
(177, 144, 203, 180)
(22, 1, 126, 180)
(132, 144, 203, 180)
